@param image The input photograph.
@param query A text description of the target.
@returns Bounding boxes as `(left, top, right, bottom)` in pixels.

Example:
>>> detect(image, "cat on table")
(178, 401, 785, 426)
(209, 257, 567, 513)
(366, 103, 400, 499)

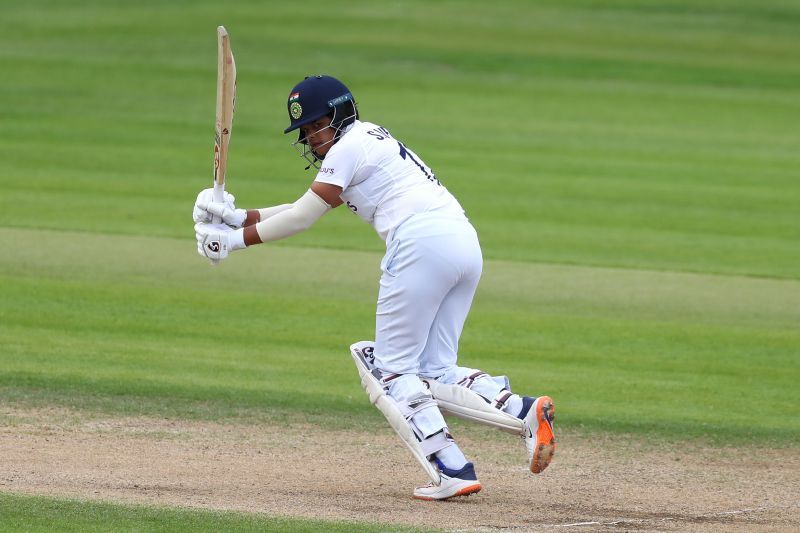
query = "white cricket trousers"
(374, 212, 482, 378)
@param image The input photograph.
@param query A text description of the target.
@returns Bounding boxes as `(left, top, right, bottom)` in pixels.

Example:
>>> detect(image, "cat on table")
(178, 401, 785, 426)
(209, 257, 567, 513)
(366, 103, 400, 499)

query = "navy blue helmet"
(284, 75, 359, 169)
(283, 75, 358, 140)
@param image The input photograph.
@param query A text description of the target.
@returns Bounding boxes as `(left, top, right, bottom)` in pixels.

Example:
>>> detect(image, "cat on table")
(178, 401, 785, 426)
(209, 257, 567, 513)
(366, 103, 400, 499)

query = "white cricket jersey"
(313, 120, 466, 243)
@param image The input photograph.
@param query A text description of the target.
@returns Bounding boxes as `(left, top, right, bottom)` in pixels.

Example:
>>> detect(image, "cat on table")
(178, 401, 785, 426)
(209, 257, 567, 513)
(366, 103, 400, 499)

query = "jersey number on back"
(367, 126, 441, 186)
(397, 141, 440, 185)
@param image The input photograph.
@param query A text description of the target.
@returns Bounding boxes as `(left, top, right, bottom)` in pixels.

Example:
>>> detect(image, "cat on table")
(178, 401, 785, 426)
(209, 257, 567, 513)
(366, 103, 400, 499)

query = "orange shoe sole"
(412, 482, 482, 501)
(531, 396, 556, 474)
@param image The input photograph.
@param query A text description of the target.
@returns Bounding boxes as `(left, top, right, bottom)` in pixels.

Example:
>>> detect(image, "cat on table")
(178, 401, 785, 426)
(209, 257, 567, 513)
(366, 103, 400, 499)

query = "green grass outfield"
(0, 492, 430, 533)
(1, 0, 799, 529)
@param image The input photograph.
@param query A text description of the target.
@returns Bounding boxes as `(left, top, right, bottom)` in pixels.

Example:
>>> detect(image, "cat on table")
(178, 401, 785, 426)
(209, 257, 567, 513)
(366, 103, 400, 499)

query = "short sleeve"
(313, 137, 364, 191)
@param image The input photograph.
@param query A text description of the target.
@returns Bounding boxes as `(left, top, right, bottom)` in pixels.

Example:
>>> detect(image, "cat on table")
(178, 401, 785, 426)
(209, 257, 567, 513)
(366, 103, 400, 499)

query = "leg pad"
(350, 341, 442, 485)
(423, 378, 525, 435)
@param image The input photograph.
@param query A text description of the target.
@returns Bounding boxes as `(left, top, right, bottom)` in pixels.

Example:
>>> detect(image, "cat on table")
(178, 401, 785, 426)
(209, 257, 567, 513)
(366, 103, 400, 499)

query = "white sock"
(435, 443, 468, 471)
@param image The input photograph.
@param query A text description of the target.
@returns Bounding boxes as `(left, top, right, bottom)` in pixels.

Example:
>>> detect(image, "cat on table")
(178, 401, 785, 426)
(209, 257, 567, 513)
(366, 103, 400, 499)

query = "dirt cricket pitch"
(1, 406, 798, 531)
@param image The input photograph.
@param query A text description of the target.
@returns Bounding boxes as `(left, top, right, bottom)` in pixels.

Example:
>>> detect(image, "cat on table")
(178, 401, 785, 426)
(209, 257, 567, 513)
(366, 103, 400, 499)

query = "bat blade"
(213, 25, 237, 209)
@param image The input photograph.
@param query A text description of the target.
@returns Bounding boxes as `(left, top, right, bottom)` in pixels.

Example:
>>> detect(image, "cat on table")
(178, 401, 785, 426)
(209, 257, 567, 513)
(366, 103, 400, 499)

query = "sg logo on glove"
(195, 222, 235, 263)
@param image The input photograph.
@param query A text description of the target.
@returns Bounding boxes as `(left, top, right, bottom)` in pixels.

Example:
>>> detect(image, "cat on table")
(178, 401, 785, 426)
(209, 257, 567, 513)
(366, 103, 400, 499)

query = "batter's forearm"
(243, 224, 262, 246)
(241, 204, 293, 244)
(257, 204, 293, 221)
(241, 190, 331, 247)
(255, 190, 330, 243)
(243, 204, 294, 228)
(243, 210, 261, 227)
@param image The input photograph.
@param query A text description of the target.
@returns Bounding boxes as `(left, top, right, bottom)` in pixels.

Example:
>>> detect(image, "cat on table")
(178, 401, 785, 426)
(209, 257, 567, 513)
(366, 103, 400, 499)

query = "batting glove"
(195, 200, 247, 228)
(195, 223, 246, 262)
(193, 188, 241, 225)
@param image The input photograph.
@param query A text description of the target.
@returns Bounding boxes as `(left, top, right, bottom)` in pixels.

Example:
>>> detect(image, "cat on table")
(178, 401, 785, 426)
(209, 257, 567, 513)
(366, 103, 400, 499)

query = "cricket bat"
(212, 26, 237, 222)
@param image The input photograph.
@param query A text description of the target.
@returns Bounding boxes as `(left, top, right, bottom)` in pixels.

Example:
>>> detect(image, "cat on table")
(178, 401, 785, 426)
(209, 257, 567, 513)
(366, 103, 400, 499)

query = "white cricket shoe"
(412, 462, 482, 501)
(521, 395, 556, 474)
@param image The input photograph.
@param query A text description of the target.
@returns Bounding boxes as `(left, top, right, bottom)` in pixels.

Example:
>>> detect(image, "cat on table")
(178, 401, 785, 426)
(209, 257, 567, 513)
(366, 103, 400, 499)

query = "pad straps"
(419, 429, 454, 457)
(394, 392, 453, 457)
(492, 389, 513, 410)
(457, 371, 488, 389)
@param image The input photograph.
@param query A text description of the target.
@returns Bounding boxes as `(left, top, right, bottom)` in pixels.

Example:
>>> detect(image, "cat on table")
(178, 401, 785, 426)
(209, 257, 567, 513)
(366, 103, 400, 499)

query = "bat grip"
(211, 181, 225, 224)
(207, 180, 225, 266)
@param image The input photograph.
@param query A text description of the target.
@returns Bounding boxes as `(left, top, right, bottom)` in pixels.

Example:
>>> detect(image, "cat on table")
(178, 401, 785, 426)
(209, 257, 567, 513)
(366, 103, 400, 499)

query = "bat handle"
(208, 181, 225, 266)
(211, 181, 225, 224)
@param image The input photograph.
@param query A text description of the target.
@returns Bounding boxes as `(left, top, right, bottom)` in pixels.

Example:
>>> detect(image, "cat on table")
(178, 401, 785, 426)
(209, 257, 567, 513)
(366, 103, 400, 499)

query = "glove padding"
(193, 188, 245, 227)
(196, 200, 247, 228)
(195, 223, 245, 262)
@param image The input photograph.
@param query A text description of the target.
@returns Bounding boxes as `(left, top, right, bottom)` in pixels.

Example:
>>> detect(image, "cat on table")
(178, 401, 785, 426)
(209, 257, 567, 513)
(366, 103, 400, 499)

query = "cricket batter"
(193, 75, 556, 500)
